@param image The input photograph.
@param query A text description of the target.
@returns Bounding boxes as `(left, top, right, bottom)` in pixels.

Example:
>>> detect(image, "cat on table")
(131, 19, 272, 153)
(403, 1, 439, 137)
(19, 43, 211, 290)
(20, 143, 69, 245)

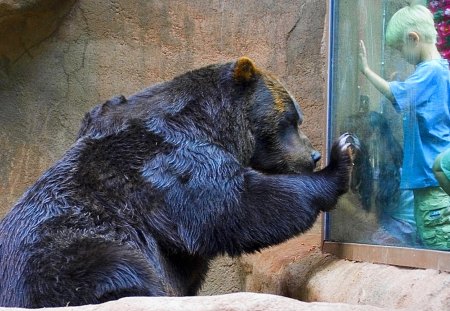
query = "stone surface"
(199, 255, 244, 295)
(0, 293, 398, 311)
(241, 230, 325, 296)
(241, 233, 450, 311)
(305, 259, 450, 311)
(0, 0, 76, 64)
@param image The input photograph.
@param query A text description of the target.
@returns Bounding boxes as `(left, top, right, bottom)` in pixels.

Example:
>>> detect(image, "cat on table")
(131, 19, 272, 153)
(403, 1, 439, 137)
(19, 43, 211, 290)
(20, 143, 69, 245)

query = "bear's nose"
(311, 151, 321, 163)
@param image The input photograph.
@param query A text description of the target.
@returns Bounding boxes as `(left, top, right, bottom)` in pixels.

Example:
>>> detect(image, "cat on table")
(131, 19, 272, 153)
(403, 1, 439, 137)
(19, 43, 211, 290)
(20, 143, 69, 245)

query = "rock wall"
(0, 0, 328, 296)
(0, 0, 327, 216)
(0, 0, 77, 64)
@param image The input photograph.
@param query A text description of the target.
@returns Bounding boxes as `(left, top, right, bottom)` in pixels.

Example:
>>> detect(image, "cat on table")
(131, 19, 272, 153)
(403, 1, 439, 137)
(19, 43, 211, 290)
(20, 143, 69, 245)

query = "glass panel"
(326, 0, 450, 251)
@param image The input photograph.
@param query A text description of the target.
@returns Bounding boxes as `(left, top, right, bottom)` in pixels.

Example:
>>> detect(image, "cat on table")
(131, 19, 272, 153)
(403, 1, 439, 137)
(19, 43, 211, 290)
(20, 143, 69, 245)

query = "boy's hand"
(357, 40, 394, 102)
(359, 40, 369, 74)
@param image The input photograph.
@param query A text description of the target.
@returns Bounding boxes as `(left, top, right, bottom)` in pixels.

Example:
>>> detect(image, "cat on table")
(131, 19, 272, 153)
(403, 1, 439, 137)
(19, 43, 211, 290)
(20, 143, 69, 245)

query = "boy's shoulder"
(418, 59, 449, 71)
(412, 59, 450, 83)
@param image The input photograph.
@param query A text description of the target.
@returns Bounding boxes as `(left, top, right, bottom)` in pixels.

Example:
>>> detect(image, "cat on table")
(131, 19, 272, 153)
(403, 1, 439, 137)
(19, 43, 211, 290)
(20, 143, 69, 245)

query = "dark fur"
(345, 109, 402, 216)
(0, 58, 357, 307)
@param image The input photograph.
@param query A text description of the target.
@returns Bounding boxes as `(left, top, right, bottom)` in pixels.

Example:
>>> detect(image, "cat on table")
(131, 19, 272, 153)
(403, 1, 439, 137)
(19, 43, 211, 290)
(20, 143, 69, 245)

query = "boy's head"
(386, 4, 437, 47)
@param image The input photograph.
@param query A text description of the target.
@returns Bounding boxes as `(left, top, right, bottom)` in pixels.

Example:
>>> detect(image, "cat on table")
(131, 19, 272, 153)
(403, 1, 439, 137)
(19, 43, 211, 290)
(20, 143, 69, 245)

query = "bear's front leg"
(216, 133, 359, 255)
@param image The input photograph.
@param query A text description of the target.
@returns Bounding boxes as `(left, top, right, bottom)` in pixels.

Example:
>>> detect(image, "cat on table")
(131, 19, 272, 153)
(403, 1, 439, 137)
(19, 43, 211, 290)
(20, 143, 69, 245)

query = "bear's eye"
(284, 111, 299, 126)
(286, 111, 300, 124)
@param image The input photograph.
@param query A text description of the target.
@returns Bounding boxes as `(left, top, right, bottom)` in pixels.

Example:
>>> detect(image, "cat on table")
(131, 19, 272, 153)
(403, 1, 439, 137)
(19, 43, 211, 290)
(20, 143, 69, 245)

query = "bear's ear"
(233, 57, 257, 83)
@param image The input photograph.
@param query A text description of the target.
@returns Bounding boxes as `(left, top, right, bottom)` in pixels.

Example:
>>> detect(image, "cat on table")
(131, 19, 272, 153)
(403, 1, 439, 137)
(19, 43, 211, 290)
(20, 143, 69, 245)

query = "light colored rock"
(241, 235, 450, 311)
(305, 259, 450, 311)
(199, 255, 243, 295)
(0, 293, 401, 311)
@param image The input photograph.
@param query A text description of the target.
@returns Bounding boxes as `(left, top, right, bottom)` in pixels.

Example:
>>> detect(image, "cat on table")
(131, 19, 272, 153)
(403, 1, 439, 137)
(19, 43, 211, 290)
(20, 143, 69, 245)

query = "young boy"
(359, 4, 450, 250)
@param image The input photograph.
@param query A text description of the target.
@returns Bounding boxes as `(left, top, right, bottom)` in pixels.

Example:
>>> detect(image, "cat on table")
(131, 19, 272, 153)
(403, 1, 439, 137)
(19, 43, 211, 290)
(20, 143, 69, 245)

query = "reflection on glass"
(326, 0, 450, 251)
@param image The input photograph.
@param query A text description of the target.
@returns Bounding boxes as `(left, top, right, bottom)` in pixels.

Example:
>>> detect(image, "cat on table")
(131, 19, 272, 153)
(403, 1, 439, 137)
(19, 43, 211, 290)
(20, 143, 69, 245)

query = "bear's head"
(77, 57, 321, 175)
(233, 57, 321, 174)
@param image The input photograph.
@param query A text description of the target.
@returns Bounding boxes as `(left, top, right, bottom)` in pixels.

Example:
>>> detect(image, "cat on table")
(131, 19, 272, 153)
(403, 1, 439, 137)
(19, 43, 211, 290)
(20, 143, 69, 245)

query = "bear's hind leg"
(26, 238, 164, 307)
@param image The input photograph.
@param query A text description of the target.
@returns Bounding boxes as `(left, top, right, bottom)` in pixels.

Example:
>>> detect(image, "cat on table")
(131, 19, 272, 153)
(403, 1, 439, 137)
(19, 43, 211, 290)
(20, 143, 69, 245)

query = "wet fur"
(0, 58, 356, 307)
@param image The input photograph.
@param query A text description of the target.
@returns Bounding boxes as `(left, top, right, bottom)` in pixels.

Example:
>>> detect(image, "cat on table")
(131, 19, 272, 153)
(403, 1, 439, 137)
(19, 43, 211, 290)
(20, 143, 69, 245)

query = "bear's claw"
(338, 132, 360, 164)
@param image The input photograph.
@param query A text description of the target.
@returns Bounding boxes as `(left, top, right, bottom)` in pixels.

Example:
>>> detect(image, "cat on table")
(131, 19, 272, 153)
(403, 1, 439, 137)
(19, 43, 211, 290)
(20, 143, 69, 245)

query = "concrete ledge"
(0, 293, 398, 311)
(241, 235, 450, 311)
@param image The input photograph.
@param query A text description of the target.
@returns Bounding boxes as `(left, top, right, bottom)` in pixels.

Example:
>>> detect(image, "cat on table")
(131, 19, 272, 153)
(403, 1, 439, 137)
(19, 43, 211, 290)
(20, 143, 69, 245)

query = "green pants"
(414, 187, 450, 250)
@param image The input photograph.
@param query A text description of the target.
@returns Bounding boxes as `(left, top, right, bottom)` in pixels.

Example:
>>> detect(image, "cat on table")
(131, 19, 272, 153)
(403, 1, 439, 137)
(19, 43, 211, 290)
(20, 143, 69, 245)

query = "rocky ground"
(0, 293, 404, 311)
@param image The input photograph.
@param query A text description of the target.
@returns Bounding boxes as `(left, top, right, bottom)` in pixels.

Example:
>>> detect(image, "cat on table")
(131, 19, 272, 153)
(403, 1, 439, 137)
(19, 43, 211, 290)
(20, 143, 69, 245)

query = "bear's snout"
(311, 150, 321, 164)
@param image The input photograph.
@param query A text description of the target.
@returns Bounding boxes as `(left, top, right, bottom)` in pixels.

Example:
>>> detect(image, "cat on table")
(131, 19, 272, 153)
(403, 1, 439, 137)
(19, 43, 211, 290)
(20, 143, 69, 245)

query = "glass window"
(325, 0, 450, 254)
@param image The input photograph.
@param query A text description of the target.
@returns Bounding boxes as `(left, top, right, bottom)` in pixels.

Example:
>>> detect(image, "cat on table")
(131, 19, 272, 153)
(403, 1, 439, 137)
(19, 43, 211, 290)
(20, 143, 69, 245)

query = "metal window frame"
(323, 0, 450, 272)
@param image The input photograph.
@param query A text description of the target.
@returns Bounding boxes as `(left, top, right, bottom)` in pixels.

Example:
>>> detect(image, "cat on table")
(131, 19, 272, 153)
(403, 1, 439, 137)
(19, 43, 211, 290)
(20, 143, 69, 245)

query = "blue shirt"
(389, 59, 450, 189)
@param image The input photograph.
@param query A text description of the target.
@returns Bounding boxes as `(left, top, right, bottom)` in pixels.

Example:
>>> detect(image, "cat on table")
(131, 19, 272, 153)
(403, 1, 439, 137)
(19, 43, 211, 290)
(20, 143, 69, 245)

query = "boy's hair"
(386, 4, 437, 46)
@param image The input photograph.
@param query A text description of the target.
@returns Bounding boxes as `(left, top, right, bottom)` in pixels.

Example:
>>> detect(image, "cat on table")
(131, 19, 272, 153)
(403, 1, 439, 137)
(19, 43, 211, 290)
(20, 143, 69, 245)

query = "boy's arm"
(359, 40, 395, 102)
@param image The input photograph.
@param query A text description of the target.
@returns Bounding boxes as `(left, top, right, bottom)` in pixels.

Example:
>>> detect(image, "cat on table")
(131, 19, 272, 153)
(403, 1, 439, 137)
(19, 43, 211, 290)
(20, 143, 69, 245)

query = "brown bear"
(0, 57, 357, 308)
